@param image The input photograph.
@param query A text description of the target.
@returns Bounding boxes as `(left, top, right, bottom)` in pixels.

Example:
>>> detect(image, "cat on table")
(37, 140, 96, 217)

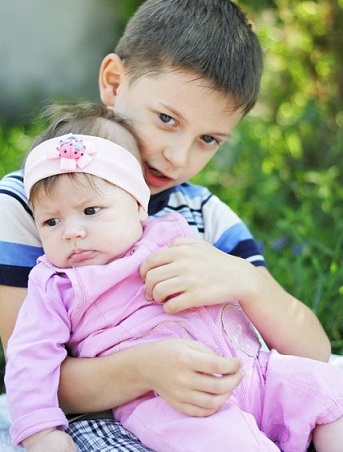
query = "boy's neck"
(149, 186, 176, 215)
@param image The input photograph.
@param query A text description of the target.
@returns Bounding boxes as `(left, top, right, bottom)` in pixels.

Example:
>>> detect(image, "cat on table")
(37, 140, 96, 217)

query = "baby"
(5, 104, 343, 452)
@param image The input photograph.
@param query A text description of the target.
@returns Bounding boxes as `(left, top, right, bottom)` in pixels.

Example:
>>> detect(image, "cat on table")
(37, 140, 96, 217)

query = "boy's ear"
(99, 53, 126, 107)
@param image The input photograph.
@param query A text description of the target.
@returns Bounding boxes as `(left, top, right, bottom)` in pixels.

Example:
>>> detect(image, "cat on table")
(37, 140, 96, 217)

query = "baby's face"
(110, 69, 243, 194)
(33, 174, 147, 268)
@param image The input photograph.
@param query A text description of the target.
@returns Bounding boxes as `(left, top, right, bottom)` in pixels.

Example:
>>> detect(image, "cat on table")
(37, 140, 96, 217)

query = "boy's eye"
(159, 113, 175, 125)
(84, 206, 100, 215)
(201, 135, 218, 145)
(45, 218, 60, 227)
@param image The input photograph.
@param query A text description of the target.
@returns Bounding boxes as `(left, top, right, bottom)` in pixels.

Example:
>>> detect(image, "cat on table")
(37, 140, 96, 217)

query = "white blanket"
(0, 394, 21, 451)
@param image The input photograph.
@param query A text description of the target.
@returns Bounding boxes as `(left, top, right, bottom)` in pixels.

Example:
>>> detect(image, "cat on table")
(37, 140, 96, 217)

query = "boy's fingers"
(184, 341, 243, 375)
(170, 394, 228, 417)
(165, 364, 243, 417)
(169, 237, 202, 247)
(163, 291, 199, 313)
(140, 250, 172, 280)
(140, 238, 200, 280)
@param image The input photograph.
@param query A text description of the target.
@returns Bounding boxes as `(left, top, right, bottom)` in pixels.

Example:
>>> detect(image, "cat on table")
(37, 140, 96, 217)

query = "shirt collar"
(148, 187, 175, 215)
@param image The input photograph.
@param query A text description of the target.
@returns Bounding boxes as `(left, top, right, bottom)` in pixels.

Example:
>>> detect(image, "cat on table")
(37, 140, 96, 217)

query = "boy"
(6, 104, 343, 452)
(0, 1, 331, 450)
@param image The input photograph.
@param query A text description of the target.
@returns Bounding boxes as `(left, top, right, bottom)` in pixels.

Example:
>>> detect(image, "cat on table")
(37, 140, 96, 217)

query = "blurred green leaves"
(193, 0, 343, 352)
(1, 0, 342, 353)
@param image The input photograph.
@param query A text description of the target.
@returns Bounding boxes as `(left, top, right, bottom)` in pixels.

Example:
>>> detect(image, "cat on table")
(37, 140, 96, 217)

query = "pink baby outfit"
(5, 213, 343, 451)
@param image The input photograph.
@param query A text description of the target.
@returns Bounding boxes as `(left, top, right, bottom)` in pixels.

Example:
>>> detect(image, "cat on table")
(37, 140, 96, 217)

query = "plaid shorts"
(66, 418, 153, 452)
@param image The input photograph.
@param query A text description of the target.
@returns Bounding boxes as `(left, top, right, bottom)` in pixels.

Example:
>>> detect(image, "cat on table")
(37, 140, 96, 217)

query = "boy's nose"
(163, 142, 190, 169)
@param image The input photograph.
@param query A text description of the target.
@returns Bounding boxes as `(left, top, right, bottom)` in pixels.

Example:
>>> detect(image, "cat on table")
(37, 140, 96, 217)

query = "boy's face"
(100, 57, 243, 195)
(33, 175, 147, 268)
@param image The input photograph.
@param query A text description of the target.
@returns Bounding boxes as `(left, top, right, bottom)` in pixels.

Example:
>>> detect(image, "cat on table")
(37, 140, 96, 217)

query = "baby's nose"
(63, 224, 86, 240)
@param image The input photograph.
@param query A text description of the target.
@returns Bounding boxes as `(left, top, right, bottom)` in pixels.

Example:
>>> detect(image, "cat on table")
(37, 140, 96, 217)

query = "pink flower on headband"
(47, 134, 97, 170)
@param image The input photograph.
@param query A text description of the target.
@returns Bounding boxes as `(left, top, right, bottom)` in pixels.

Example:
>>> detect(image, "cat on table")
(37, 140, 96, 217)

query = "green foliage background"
(222, 0, 343, 354)
(0, 0, 342, 384)
(193, 0, 343, 353)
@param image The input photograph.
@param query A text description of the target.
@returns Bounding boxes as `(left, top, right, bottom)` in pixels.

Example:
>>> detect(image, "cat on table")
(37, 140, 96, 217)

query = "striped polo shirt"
(0, 170, 265, 287)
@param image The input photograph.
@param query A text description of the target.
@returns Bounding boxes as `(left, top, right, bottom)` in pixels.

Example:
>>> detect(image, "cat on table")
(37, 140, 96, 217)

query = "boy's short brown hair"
(116, 0, 263, 114)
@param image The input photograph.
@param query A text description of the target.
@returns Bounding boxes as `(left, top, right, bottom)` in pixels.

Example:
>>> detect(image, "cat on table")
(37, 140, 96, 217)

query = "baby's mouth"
(69, 249, 97, 264)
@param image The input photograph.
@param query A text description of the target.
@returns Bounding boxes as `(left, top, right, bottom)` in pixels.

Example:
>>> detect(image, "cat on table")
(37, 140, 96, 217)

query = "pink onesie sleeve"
(5, 264, 74, 446)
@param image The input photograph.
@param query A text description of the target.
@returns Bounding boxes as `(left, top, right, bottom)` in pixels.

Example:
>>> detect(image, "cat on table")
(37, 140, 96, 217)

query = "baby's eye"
(45, 218, 60, 227)
(159, 113, 175, 125)
(84, 206, 100, 215)
(201, 135, 219, 146)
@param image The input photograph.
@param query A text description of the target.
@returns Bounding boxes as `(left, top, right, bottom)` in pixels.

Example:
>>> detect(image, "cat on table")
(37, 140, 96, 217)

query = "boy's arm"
(140, 238, 331, 362)
(59, 339, 242, 417)
(244, 265, 331, 361)
(0, 284, 242, 417)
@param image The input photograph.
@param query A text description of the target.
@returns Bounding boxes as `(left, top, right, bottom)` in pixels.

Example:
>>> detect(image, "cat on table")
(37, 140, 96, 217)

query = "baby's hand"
(140, 238, 254, 313)
(23, 428, 78, 452)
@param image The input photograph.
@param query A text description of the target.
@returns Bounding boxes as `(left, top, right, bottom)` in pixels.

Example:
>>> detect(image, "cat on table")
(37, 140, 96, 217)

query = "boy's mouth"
(144, 165, 173, 188)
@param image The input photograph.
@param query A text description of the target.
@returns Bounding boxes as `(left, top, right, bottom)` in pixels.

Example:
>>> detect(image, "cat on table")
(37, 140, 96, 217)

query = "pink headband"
(24, 133, 150, 212)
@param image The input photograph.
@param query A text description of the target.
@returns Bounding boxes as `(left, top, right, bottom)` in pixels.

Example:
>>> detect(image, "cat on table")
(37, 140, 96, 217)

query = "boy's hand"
(23, 429, 78, 452)
(140, 238, 252, 314)
(139, 338, 243, 417)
